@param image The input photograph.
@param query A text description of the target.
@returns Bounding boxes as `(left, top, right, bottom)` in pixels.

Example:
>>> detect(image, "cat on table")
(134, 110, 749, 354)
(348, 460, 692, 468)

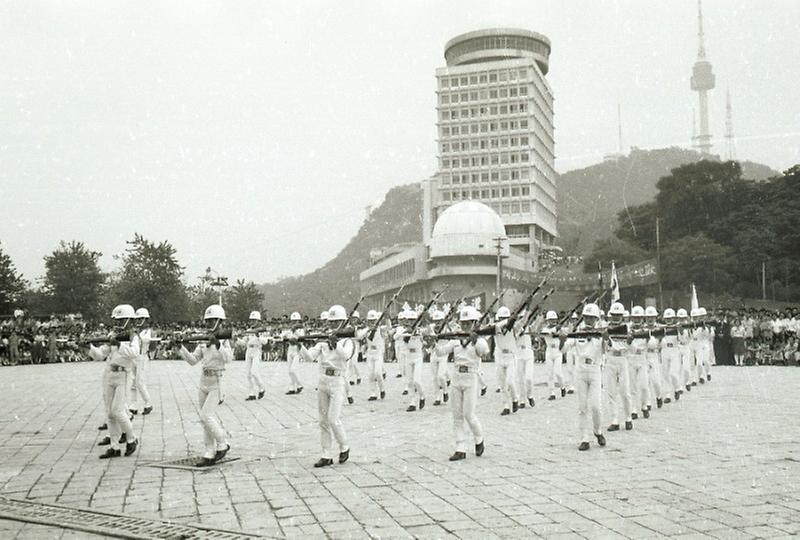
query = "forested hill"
(259, 184, 423, 316)
(557, 147, 777, 255)
(259, 148, 777, 315)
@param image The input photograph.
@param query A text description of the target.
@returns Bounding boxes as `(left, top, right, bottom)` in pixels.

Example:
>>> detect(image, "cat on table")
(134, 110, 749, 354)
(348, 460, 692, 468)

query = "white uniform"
(89, 334, 141, 452)
(283, 328, 304, 392)
(493, 320, 519, 411)
(604, 324, 633, 426)
(514, 325, 535, 404)
(130, 327, 152, 410)
(691, 325, 706, 383)
(677, 325, 693, 388)
(394, 328, 425, 408)
(243, 332, 268, 397)
(178, 339, 233, 460)
(660, 326, 681, 397)
(365, 325, 388, 399)
(541, 325, 565, 398)
(572, 323, 603, 443)
(645, 327, 663, 406)
(437, 336, 488, 453)
(301, 338, 353, 460)
(426, 324, 449, 404)
(628, 327, 649, 414)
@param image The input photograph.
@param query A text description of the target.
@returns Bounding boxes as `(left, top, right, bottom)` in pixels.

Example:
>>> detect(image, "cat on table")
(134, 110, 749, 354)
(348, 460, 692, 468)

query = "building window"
(471, 173, 479, 183)
(499, 88, 508, 98)
(520, 86, 528, 96)
(501, 203, 509, 213)
(461, 158, 469, 167)
(489, 122, 497, 132)
(499, 70, 508, 82)
(450, 110, 458, 120)
(499, 105, 508, 114)
(451, 93, 459, 103)
(470, 91, 478, 101)
(510, 136, 518, 146)
(501, 153, 509, 164)
(469, 75, 478, 85)
(480, 139, 487, 149)
(521, 152, 529, 162)
(470, 139, 479, 150)
(489, 73, 497, 83)
(440, 78, 449, 88)
(491, 188, 498, 198)
(520, 136, 529, 145)
(479, 74, 487, 83)
(481, 189, 489, 198)
(462, 190, 469, 199)
(441, 95, 450, 104)
(470, 124, 478, 134)
(519, 102, 527, 112)
(511, 202, 520, 213)
(501, 170, 510, 180)
(511, 170, 519, 179)
(521, 201, 530, 212)
(521, 186, 530, 195)
(480, 156, 488, 166)
(489, 89, 498, 99)
(442, 191, 451, 201)
(490, 138, 499, 148)
(441, 143, 449, 152)
(500, 121, 509, 131)
(519, 68, 527, 79)
(521, 169, 530, 179)
(509, 87, 518, 97)
(512, 187, 520, 196)
(520, 119, 528, 129)
(442, 159, 450, 168)
(491, 154, 499, 165)
(481, 172, 489, 181)
(460, 77, 468, 86)
(491, 172, 499, 181)
(510, 153, 518, 163)
(490, 105, 498, 114)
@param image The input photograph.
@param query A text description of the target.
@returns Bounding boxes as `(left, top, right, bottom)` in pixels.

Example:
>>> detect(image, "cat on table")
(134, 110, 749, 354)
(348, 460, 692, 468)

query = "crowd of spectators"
(721, 307, 800, 366)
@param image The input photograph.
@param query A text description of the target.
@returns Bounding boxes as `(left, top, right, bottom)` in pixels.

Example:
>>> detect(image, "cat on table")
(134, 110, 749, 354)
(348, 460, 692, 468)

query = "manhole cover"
(0, 496, 265, 539)
(144, 455, 242, 471)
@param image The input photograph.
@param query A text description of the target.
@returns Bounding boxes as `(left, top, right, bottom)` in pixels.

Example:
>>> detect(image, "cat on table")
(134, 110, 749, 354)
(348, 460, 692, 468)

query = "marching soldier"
(604, 302, 633, 431)
(493, 306, 520, 415)
(676, 308, 693, 392)
(660, 308, 682, 402)
(569, 303, 606, 451)
(129, 307, 153, 415)
(427, 309, 450, 406)
(300, 304, 352, 467)
(514, 310, 536, 408)
(644, 306, 664, 409)
(283, 312, 304, 395)
(243, 311, 267, 401)
(174, 304, 233, 467)
(394, 308, 426, 412)
(435, 305, 487, 461)
(628, 306, 650, 419)
(541, 311, 566, 400)
(347, 311, 363, 386)
(364, 309, 388, 401)
(89, 304, 141, 459)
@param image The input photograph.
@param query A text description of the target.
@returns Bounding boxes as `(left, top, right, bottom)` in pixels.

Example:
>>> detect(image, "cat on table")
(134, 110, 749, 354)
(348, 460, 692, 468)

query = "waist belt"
(324, 368, 341, 377)
(610, 350, 624, 357)
(665, 343, 674, 348)
(583, 358, 594, 365)
(109, 365, 127, 372)
(203, 369, 223, 377)
(457, 365, 475, 373)
(408, 348, 417, 353)
(501, 348, 512, 354)
(369, 345, 378, 350)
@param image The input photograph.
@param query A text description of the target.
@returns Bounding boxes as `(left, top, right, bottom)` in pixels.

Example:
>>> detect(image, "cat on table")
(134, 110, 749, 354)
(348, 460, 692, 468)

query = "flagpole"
(656, 217, 664, 309)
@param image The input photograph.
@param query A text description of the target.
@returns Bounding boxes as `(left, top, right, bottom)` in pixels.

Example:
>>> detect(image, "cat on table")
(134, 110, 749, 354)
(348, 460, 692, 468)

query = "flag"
(610, 261, 620, 303)
(690, 283, 699, 312)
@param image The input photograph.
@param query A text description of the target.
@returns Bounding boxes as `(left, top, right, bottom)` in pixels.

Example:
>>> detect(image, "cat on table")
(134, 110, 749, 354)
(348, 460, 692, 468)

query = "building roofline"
(444, 28, 551, 55)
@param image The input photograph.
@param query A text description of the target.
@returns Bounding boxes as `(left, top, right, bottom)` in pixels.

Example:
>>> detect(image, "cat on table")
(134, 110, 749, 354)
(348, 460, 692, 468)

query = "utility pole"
(656, 217, 664, 309)
(493, 236, 506, 301)
(762, 261, 766, 301)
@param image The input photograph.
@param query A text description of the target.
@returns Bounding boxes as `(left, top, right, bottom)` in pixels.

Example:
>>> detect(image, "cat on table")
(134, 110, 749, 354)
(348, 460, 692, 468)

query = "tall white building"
(426, 28, 558, 264)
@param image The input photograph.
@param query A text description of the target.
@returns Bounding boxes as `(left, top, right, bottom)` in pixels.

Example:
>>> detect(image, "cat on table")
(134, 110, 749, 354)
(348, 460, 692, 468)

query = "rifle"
(522, 287, 556, 329)
(298, 327, 356, 344)
(475, 288, 508, 327)
(501, 272, 551, 330)
(169, 328, 233, 347)
(367, 284, 406, 341)
(435, 293, 470, 334)
(406, 285, 450, 335)
(556, 290, 599, 328)
(338, 293, 368, 331)
(569, 289, 610, 329)
(78, 331, 134, 346)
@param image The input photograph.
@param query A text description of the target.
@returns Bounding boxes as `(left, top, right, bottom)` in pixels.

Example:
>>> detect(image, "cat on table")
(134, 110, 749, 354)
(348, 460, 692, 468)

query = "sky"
(2, 0, 799, 287)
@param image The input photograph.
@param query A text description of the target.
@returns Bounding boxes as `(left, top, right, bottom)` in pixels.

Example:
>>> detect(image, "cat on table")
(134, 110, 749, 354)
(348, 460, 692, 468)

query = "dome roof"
(430, 201, 508, 258)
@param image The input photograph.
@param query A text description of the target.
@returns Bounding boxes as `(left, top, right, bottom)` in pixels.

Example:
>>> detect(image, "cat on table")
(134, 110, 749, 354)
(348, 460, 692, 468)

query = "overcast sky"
(2, 0, 798, 287)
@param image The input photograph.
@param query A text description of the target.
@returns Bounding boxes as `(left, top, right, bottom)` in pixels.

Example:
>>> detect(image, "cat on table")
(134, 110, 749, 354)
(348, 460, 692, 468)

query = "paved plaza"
(0, 360, 798, 539)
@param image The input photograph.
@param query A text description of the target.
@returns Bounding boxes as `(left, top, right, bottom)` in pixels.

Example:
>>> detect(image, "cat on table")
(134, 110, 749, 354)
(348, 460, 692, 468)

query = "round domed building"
(360, 201, 540, 312)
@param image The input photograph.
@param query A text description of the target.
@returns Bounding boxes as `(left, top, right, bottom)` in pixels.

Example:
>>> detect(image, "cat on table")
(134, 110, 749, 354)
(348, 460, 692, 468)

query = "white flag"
(691, 284, 699, 312)
(610, 261, 620, 303)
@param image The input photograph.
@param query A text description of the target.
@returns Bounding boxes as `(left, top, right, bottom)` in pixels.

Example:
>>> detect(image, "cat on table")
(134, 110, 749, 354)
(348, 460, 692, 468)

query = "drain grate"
(144, 455, 242, 471)
(0, 496, 265, 539)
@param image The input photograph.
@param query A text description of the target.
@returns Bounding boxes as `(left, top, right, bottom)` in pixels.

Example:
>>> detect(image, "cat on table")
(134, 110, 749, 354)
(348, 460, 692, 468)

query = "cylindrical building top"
(444, 28, 551, 75)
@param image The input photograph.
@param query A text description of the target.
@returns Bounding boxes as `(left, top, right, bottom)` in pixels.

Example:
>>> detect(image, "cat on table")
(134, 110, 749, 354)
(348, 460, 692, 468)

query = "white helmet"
(699, 307, 707, 316)
(690, 307, 702, 318)
(320, 311, 329, 321)
(599, 309, 605, 317)
(609, 302, 625, 316)
(249, 311, 261, 321)
(571, 312, 579, 319)
(351, 310, 361, 319)
(496, 306, 511, 319)
(623, 310, 630, 318)
(204, 304, 226, 320)
(328, 305, 347, 321)
(400, 309, 418, 321)
(430, 309, 445, 321)
(135, 307, 150, 319)
(459, 306, 481, 321)
(645, 306, 658, 317)
(582, 303, 600, 318)
(663, 308, 676, 319)
(290, 311, 302, 321)
(366, 309, 380, 321)
(631, 305, 645, 317)
(545, 310, 558, 321)
(676, 308, 688, 318)
(112, 304, 136, 320)
(13, 309, 24, 318)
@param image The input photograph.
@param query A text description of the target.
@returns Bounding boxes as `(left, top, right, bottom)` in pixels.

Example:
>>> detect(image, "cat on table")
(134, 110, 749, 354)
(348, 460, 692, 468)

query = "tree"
(225, 280, 265, 321)
(109, 234, 189, 321)
(42, 241, 104, 317)
(0, 242, 26, 314)
(583, 238, 650, 273)
(660, 234, 735, 294)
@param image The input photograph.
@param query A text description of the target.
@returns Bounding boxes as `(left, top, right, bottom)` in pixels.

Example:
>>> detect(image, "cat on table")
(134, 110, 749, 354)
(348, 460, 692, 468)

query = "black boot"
(338, 448, 349, 464)
(257, 390, 265, 400)
(449, 452, 466, 461)
(313, 458, 333, 468)
(245, 395, 256, 401)
(528, 397, 535, 407)
(607, 424, 620, 432)
(347, 396, 354, 405)
(578, 442, 590, 451)
(99, 448, 121, 459)
(368, 396, 377, 402)
(512, 401, 519, 413)
(631, 412, 638, 420)
(625, 420, 633, 430)
(198, 457, 216, 467)
(656, 398, 663, 408)
(98, 423, 108, 431)
(215, 444, 230, 461)
(518, 402, 526, 409)
(142, 406, 153, 415)
(642, 409, 650, 419)
(475, 440, 485, 456)
(548, 395, 556, 401)
(296, 387, 303, 394)
(480, 387, 487, 396)
(419, 398, 425, 410)
(380, 391, 386, 399)
(119, 433, 127, 444)
(402, 390, 408, 396)
(124, 439, 138, 457)
(285, 390, 296, 395)
(433, 400, 441, 406)
(561, 387, 566, 397)
(501, 408, 510, 416)
(406, 405, 417, 412)
(97, 437, 111, 446)
(443, 392, 449, 403)
(674, 391, 681, 401)
(595, 433, 606, 447)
